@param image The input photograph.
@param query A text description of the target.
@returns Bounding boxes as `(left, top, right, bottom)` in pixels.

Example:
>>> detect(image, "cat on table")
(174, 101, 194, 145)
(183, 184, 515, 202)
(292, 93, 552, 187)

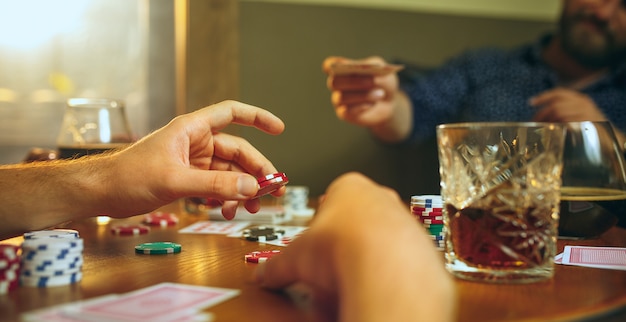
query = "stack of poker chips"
(410, 195, 445, 250)
(0, 244, 20, 294)
(283, 186, 315, 219)
(20, 229, 83, 287)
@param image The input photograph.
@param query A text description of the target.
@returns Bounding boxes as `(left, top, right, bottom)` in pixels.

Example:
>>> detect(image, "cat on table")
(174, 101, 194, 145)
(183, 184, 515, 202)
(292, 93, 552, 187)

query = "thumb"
(173, 170, 259, 200)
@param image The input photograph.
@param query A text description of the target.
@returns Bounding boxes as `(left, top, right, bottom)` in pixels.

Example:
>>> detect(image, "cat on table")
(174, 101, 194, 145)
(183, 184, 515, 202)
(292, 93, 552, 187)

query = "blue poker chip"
(20, 272, 83, 287)
(22, 247, 82, 261)
(21, 263, 82, 277)
(26, 257, 83, 272)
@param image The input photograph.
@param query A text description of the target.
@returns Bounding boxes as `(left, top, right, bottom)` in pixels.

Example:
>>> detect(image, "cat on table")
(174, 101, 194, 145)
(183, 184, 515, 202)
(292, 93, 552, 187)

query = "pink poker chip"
(255, 172, 289, 198)
(244, 250, 281, 263)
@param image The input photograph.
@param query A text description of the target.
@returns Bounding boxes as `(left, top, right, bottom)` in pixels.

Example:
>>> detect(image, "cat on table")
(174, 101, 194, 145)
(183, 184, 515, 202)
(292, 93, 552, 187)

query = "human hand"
(102, 100, 286, 220)
(530, 88, 608, 122)
(323, 56, 402, 129)
(255, 172, 455, 322)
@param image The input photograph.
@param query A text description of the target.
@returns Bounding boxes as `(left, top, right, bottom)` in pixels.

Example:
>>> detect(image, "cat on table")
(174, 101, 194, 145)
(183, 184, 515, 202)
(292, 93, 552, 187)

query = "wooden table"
(1, 200, 625, 322)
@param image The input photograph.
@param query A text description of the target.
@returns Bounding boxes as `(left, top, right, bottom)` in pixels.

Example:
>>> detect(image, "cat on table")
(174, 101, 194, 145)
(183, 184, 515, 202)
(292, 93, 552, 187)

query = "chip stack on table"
(0, 244, 20, 294)
(410, 195, 445, 250)
(283, 186, 315, 219)
(20, 229, 83, 287)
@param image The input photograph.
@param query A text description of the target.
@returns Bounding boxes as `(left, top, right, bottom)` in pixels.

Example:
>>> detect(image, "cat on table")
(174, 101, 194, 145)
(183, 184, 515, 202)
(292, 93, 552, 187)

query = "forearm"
(0, 157, 110, 239)
(369, 92, 413, 143)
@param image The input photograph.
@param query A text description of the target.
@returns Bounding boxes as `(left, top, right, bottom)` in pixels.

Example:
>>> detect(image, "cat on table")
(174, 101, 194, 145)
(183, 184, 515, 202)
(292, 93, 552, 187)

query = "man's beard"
(559, 11, 626, 68)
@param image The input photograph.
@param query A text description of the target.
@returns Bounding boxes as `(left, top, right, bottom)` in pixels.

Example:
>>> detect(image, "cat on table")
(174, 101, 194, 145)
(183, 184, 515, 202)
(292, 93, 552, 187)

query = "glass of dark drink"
(558, 122, 626, 238)
(437, 122, 566, 283)
(56, 98, 134, 159)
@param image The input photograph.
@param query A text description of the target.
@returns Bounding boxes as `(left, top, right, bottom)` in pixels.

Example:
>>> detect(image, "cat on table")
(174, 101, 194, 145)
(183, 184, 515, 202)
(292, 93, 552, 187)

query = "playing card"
(328, 62, 404, 76)
(206, 205, 290, 224)
(179, 221, 251, 235)
(560, 246, 626, 270)
(554, 252, 563, 264)
(61, 283, 239, 321)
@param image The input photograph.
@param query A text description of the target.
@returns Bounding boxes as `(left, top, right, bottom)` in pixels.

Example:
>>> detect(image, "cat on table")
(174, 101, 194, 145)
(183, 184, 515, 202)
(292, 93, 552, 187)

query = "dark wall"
(239, 2, 554, 198)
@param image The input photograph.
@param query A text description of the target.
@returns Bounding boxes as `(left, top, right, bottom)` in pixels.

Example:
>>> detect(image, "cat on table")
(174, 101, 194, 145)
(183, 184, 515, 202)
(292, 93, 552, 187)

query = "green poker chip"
(134, 242, 182, 255)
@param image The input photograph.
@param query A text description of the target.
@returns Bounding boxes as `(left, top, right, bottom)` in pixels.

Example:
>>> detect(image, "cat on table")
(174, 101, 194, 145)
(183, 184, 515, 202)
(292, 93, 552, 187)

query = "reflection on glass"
(560, 121, 626, 201)
(559, 121, 626, 238)
(56, 98, 134, 159)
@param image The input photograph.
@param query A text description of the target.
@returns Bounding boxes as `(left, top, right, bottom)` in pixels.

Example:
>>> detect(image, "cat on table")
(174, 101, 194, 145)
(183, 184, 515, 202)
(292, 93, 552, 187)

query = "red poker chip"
(111, 224, 150, 236)
(0, 278, 19, 294)
(244, 250, 281, 263)
(143, 212, 179, 227)
(0, 264, 20, 282)
(421, 218, 444, 225)
(255, 172, 289, 198)
(0, 244, 20, 261)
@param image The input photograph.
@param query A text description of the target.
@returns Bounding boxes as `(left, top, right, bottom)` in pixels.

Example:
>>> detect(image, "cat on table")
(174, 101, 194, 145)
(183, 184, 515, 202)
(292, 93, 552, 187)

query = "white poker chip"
(24, 229, 79, 240)
(21, 262, 83, 277)
(22, 257, 83, 272)
(20, 272, 83, 287)
(21, 238, 83, 251)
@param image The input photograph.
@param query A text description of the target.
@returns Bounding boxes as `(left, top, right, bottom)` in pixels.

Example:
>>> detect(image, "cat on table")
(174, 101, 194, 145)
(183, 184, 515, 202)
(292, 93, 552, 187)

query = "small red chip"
(255, 172, 289, 198)
(111, 224, 150, 236)
(244, 250, 281, 263)
(143, 212, 179, 227)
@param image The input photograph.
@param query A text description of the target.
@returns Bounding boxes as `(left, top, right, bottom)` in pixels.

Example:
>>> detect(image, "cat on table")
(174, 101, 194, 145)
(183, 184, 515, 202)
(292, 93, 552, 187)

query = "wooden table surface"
(1, 200, 625, 322)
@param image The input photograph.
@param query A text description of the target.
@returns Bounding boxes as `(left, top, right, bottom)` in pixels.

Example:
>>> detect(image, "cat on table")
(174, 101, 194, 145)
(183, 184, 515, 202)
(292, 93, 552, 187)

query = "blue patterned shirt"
(400, 34, 626, 144)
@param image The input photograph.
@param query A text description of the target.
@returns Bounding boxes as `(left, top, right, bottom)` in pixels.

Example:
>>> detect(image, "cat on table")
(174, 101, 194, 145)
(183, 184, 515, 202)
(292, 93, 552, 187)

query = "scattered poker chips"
(255, 172, 289, 198)
(20, 229, 83, 287)
(244, 250, 281, 263)
(411, 195, 445, 250)
(111, 224, 150, 236)
(143, 212, 179, 227)
(0, 244, 20, 294)
(135, 242, 182, 255)
(242, 226, 286, 242)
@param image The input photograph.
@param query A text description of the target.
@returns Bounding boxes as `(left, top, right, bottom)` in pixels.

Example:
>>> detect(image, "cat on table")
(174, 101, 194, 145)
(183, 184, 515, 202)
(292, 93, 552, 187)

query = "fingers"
(530, 88, 608, 122)
(331, 88, 385, 106)
(191, 100, 285, 135)
(210, 132, 279, 177)
(528, 89, 565, 108)
(255, 254, 299, 289)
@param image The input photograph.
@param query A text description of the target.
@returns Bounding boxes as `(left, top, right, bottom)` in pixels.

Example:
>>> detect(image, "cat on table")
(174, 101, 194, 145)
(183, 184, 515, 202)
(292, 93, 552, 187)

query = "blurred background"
(0, 0, 558, 199)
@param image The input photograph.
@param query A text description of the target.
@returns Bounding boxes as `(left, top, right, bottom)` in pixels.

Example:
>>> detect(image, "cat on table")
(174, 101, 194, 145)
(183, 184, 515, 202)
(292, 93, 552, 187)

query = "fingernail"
(237, 175, 258, 197)
(369, 88, 385, 99)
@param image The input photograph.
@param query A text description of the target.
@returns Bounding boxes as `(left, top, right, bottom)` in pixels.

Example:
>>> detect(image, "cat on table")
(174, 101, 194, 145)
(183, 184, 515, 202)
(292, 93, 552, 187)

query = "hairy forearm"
(369, 92, 414, 144)
(0, 157, 109, 239)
